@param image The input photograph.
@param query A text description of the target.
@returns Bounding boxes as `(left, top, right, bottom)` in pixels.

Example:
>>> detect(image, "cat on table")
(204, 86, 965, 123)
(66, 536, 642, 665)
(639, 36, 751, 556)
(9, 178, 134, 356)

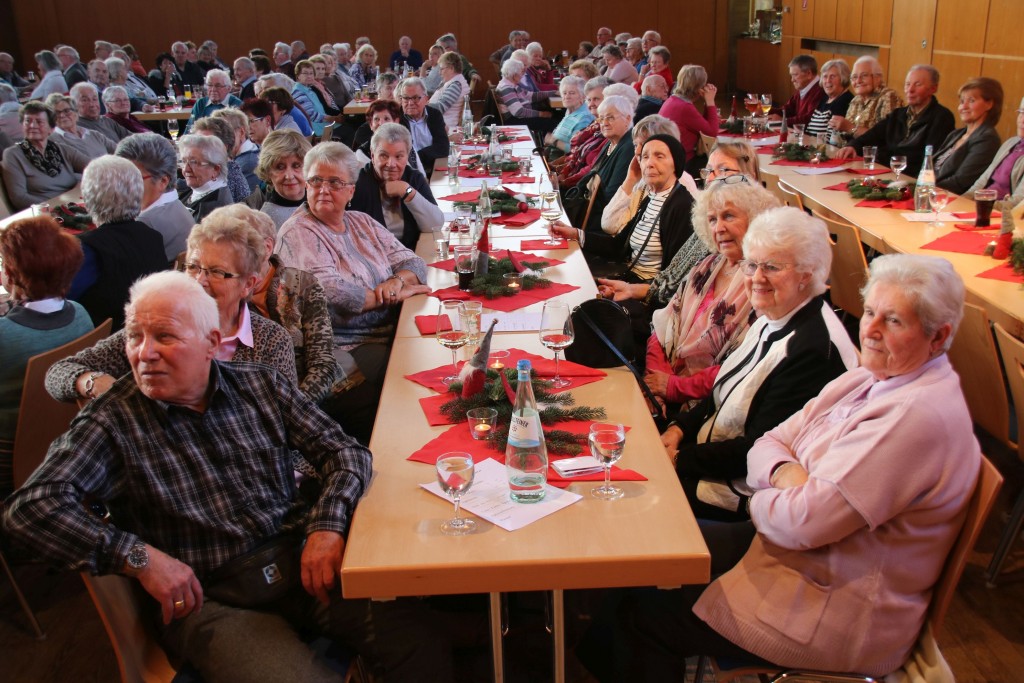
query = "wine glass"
(743, 92, 758, 115)
(540, 186, 563, 246)
(539, 300, 574, 388)
(436, 301, 468, 384)
(759, 93, 772, 116)
(589, 423, 626, 500)
(167, 118, 179, 139)
(436, 452, 477, 535)
(928, 188, 951, 229)
(890, 155, 907, 183)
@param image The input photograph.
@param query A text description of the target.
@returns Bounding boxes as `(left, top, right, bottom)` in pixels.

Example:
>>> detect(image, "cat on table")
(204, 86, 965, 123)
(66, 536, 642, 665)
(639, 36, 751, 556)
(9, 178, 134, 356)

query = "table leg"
(552, 589, 565, 683)
(489, 592, 504, 682)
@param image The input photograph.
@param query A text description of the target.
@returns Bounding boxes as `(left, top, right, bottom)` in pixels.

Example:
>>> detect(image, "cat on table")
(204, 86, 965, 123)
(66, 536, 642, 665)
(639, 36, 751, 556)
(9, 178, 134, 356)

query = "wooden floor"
(2, 447, 1023, 682)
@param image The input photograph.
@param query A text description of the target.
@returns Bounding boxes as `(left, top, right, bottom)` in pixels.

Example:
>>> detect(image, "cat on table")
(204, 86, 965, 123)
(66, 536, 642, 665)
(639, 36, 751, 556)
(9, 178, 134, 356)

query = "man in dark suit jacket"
(398, 77, 449, 176)
(57, 46, 89, 87)
(171, 41, 204, 86)
(233, 57, 258, 101)
(634, 74, 668, 123)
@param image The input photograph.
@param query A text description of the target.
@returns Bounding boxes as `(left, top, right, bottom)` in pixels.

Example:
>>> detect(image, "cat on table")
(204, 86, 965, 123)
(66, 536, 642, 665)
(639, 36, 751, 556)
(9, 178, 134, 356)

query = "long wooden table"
(135, 108, 192, 121)
(341, 126, 711, 682)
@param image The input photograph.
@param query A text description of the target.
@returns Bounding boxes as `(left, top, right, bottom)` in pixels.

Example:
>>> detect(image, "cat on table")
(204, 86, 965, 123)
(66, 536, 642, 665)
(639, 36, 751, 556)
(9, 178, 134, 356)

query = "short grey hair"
(211, 107, 249, 137)
(742, 207, 831, 297)
(257, 73, 294, 92)
(510, 50, 529, 66)
(399, 76, 425, 95)
(602, 84, 639, 108)
(116, 132, 179, 183)
(204, 68, 230, 86)
(821, 59, 852, 88)
(57, 46, 80, 60)
(376, 72, 399, 90)
(210, 203, 277, 244)
(602, 45, 624, 60)
(370, 122, 412, 155)
(641, 74, 667, 97)
(101, 84, 129, 104)
(355, 44, 377, 61)
(691, 178, 780, 252)
(909, 64, 940, 87)
(852, 55, 884, 78)
(70, 81, 100, 102)
(626, 38, 642, 52)
(274, 42, 292, 58)
(597, 94, 635, 121)
(633, 114, 680, 145)
(36, 50, 61, 72)
(234, 57, 255, 73)
(861, 254, 965, 351)
(501, 59, 525, 81)
(193, 116, 236, 156)
(0, 83, 18, 104)
(82, 155, 144, 224)
(643, 30, 661, 43)
(187, 206, 267, 277)
(45, 93, 75, 112)
(525, 42, 544, 58)
(303, 141, 360, 183)
(584, 76, 612, 94)
(105, 57, 127, 81)
(127, 271, 220, 337)
(559, 75, 586, 97)
(256, 129, 312, 182)
(95, 40, 115, 54)
(178, 134, 228, 180)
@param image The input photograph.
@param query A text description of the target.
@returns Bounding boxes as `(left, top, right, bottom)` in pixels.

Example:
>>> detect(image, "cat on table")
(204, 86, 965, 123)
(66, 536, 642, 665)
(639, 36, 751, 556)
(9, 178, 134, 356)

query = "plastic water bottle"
(462, 98, 474, 140)
(914, 145, 935, 213)
(506, 360, 547, 503)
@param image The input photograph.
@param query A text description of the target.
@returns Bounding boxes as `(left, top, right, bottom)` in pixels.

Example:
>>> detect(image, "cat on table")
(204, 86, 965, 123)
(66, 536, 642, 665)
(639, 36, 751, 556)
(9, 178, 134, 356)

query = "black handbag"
(204, 535, 304, 608)
(566, 299, 668, 430)
(562, 182, 593, 228)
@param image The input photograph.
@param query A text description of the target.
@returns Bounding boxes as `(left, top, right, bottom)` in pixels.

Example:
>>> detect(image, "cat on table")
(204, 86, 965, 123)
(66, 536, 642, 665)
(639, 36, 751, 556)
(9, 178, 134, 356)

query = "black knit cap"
(641, 133, 687, 180)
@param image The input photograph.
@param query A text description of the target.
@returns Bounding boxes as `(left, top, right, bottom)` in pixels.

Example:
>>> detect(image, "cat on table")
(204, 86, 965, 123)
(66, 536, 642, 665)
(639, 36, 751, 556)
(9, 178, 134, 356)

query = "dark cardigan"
(349, 163, 438, 249)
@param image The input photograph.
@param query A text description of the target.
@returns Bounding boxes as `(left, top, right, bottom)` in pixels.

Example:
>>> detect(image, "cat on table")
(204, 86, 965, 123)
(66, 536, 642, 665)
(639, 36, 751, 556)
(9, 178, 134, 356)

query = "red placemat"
(771, 157, 849, 168)
(406, 348, 606, 395)
(847, 167, 890, 176)
(921, 232, 995, 256)
(439, 189, 482, 202)
(954, 223, 999, 232)
(414, 315, 453, 335)
(855, 198, 916, 210)
(977, 262, 1024, 283)
(492, 208, 541, 226)
(952, 211, 1002, 220)
(755, 145, 777, 154)
(521, 238, 569, 250)
(432, 281, 580, 312)
(429, 250, 563, 271)
(503, 175, 535, 184)
(824, 182, 849, 191)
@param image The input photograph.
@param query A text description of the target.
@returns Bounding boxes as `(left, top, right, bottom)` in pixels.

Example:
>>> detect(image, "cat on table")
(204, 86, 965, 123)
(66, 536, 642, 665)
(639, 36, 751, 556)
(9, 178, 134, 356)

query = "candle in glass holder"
(503, 273, 522, 293)
(467, 407, 498, 440)
(489, 350, 510, 369)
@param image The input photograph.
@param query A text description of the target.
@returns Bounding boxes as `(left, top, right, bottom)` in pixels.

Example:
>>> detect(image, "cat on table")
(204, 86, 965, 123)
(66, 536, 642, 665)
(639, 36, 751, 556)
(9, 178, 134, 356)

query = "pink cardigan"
(658, 95, 719, 160)
(694, 356, 980, 676)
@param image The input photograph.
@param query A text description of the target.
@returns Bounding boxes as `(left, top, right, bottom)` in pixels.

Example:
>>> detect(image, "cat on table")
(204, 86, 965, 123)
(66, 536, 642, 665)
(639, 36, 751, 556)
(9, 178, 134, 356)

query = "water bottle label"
(509, 413, 541, 445)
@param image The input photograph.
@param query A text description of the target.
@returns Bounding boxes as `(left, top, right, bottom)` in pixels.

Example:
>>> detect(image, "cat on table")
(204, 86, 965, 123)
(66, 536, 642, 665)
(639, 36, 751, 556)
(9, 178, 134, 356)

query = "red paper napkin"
(492, 209, 541, 226)
(406, 348, 605, 395)
(755, 145, 776, 154)
(954, 223, 999, 232)
(503, 175, 535, 184)
(771, 157, 849, 168)
(854, 198, 916, 210)
(824, 182, 849, 191)
(921, 232, 995, 256)
(952, 211, 1002, 220)
(414, 315, 453, 335)
(847, 167, 890, 176)
(521, 238, 569, 250)
(976, 263, 1024, 283)
(439, 189, 481, 202)
(428, 250, 564, 271)
(419, 394, 455, 425)
(432, 281, 580, 312)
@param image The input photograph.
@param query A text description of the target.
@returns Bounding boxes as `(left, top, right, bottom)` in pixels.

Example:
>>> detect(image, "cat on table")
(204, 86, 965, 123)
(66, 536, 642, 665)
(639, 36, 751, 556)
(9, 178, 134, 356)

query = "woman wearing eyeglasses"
(176, 134, 234, 222)
(274, 142, 430, 443)
(659, 207, 859, 521)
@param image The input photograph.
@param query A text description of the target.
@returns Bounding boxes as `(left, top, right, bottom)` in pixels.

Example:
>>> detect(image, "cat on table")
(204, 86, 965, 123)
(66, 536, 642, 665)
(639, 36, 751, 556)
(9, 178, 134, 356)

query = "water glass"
(863, 146, 878, 170)
(436, 453, 476, 535)
(589, 423, 626, 500)
(889, 155, 907, 182)
(432, 228, 450, 260)
(791, 123, 805, 146)
(460, 301, 482, 344)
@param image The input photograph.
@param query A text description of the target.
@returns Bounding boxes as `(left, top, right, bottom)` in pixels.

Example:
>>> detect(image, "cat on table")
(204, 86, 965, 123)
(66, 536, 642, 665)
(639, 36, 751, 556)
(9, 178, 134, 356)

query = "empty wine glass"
(589, 423, 626, 500)
(890, 155, 907, 183)
(539, 300, 574, 388)
(436, 452, 476, 535)
(929, 188, 951, 229)
(436, 301, 468, 384)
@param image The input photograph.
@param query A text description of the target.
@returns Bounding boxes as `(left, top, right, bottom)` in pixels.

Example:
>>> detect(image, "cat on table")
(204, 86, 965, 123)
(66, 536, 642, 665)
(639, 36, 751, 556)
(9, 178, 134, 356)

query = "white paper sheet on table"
(899, 212, 958, 222)
(480, 312, 542, 331)
(794, 165, 849, 175)
(421, 458, 582, 531)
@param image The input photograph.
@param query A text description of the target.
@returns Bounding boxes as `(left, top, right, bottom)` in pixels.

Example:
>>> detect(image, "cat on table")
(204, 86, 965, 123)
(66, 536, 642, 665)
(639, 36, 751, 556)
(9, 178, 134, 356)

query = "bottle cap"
(517, 359, 531, 372)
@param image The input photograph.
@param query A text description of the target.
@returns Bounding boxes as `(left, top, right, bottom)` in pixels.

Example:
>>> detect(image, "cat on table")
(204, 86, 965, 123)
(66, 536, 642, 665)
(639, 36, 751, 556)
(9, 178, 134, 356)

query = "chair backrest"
(81, 573, 177, 683)
(930, 455, 1002, 634)
(0, 170, 14, 220)
(698, 132, 718, 157)
(948, 306, 1012, 446)
(319, 121, 335, 143)
(580, 173, 602, 231)
(993, 322, 1024, 462)
(487, 85, 507, 125)
(777, 179, 805, 212)
(12, 319, 113, 488)
(813, 210, 868, 319)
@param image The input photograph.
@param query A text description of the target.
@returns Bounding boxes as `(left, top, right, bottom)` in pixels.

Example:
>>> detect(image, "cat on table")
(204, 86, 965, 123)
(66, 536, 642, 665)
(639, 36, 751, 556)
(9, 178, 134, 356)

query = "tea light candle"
(503, 273, 523, 293)
(489, 350, 509, 369)
(467, 407, 498, 440)
(473, 424, 491, 436)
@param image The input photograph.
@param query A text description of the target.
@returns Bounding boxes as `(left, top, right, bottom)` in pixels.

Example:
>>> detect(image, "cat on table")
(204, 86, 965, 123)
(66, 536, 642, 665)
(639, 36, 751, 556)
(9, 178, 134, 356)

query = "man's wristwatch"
(125, 542, 149, 575)
(402, 186, 414, 202)
(82, 371, 105, 399)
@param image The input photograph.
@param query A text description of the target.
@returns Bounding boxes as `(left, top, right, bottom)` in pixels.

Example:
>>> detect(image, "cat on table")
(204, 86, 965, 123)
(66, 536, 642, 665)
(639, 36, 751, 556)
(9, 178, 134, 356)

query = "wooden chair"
(947, 304, 1011, 447)
(694, 455, 1003, 683)
(577, 174, 601, 231)
(486, 83, 507, 125)
(0, 172, 14, 220)
(319, 121, 335, 143)
(813, 210, 868, 320)
(776, 179, 805, 212)
(698, 132, 718, 158)
(987, 322, 1024, 584)
(12, 319, 113, 487)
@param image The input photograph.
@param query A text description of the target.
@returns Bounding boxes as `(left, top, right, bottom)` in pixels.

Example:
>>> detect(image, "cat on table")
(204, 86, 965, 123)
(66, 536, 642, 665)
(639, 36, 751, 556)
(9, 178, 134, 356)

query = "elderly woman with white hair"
(543, 75, 594, 156)
(44, 93, 116, 159)
(660, 205, 859, 520)
(176, 133, 233, 221)
(116, 132, 195, 262)
(349, 123, 443, 249)
(105, 55, 156, 105)
(525, 42, 557, 92)
(828, 55, 902, 137)
(211, 107, 260, 191)
(554, 76, 610, 185)
(427, 51, 470, 128)
(496, 58, 556, 132)
(67, 155, 167, 329)
(29, 50, 68, 100)
(275, 142, 430, 443)
(804, 59, 853, 138)
(101, 85, 150, 134)
(583, 254, 979, 682)
(192, 116, 252, 202)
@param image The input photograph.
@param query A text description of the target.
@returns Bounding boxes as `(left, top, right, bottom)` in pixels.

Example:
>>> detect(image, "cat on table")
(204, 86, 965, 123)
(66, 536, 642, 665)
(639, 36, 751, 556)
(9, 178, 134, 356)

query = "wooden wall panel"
(981, 58, 1024, 141)
(834, 0, 863, 43)
(813, 0, 839, 39)
(888, 0, 936, 94)
(859, 0, 893, 45)
(931, 52, 981, 119)
(792, 0, 815, 36)
(984, 0, 1024, 58)
(933, 0, 988, 53)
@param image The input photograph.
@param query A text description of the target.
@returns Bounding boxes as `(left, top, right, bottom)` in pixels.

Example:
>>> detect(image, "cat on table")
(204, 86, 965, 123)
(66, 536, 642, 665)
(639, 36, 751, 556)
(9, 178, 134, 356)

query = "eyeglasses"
(708, 174, 751, 187)
(54, 108, 74, 117)
(739, 260, 793, 277)
(184, 263, 240, 280)
(179, 159, 215, 169)
(700, 165, 742, 180)
(307, 176, 356, 190)
(850, 73, 880, 81)
(247, 116, 266, 124)
(596, 114, 620, 123)
(399, 95, 424, 102)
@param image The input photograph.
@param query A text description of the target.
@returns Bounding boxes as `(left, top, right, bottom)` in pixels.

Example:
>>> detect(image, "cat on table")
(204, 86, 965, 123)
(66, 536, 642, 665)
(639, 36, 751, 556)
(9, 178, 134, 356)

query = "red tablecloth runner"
(952, 211, 1002, 220)
(406, 348, 606, 393)
(847, 167, 890, 176)
(720, 130, 777, 140)
(854, 198, 916, 210)
(521, 238, 569, 250)
(438, 189, 483, 202)
(954, 223, 999, 232)
(824, 182, 849, 191)
(429, 250, 563, 272)
(491, 208, 541, 226)
(920, 231, 996, 256)
(976, 262, 1024, 283)
(770, 157, 849, 168)
(432, 281, 580, 312)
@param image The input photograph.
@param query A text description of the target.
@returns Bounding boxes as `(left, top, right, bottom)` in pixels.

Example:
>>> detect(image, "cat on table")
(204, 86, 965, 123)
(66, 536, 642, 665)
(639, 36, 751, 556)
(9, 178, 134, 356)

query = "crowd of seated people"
(0, 28, 1015, 683)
